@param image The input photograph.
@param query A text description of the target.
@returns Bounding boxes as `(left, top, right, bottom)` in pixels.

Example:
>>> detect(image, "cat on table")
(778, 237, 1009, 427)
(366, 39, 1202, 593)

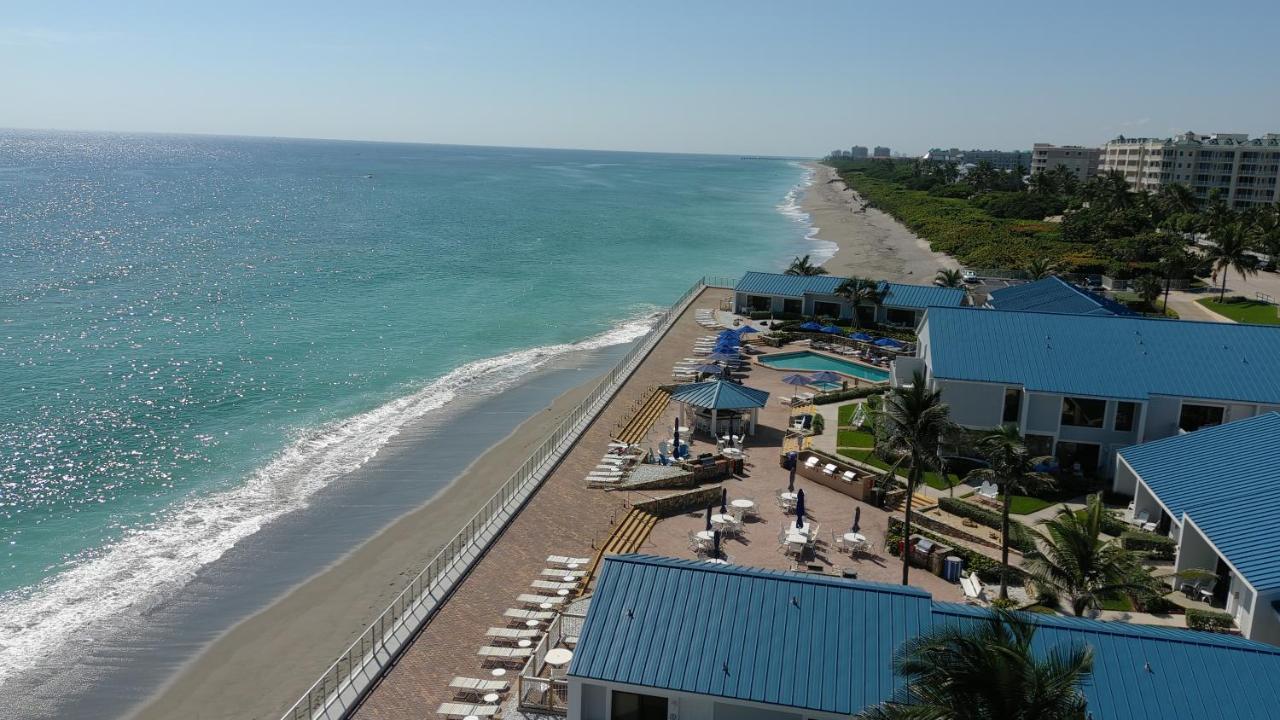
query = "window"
(1114, 401, 1139, 432)
(812, 300, 841, 319)
(782, 298, 803, 315)
(885, 307, 916, 325)
(1061, 397, 1106, 428)
(747, 295, 771, 312)
(1003, 388, 1022, 423)
(1179, 404, 1225, 432)
(612, 691, 668, 720)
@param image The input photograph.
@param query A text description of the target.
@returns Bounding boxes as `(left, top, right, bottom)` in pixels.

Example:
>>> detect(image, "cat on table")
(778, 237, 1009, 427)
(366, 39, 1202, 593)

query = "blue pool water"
(758, 351, 890, 382)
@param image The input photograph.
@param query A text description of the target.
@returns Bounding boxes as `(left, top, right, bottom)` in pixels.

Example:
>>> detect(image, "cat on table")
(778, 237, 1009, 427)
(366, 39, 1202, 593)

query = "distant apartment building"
(922, 147, 1030, 172)
(1031, 143, 1102, 183)
(1101, 131, 1280, 208)
(849, 145, 868, 159)
(872, 145, 891, 158)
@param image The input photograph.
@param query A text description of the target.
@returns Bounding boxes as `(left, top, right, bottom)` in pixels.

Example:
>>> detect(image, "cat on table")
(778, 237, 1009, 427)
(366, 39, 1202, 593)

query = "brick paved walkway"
(352, 288, 734, 719)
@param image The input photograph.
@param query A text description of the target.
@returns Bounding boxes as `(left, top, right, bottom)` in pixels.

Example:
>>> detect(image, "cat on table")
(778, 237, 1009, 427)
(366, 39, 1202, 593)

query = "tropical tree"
(935, 267, 965, 288)
(1081, 170, 1133, 213)
(835, 276, 887, 329)
(1023, 495, 1157, 616)
(857, 609, 1093, 720)
(1131, 274, 1165, 313)
(1248, 204, 1280, 271)
(965, 425, 1055, 600)
(785, 254, 829, 276)
(1024, 257, 1059, 280)
(1204, 221, 1259, 301)
(877, 371, 958, 585)
(1157, 243, 1196, 311)
(1154, 182, 1200, 220)
(966, 160, 1001, 192)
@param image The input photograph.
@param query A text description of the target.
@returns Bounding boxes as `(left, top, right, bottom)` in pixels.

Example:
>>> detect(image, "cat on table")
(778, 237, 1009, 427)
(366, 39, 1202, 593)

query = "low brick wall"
(793, 449, 876, 502)
(635, 486, 722, 518)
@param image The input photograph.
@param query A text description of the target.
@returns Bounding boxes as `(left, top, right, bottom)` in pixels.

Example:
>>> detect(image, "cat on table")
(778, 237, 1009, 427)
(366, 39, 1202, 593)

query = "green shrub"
(887, 517, 1024, 585)
(1098, 511, 1129, 537)
(936, 497, 1037, 553)
(814, 386, 888, 405)
(749, 310, 806, 321)
(1120, 530, 1177, 560)
(1186, 608, 1235, 633)
(811, 413, 825, 435)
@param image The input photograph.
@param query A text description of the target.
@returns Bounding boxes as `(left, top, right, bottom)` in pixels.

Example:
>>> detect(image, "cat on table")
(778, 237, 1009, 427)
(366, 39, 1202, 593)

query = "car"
(961, 270, 979, 284)
(1084, 276, 1104, 289)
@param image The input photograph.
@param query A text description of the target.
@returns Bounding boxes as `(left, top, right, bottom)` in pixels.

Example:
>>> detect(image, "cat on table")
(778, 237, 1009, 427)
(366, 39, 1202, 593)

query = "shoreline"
(130, 366, 606, 720)
(801, 162, 958, 281)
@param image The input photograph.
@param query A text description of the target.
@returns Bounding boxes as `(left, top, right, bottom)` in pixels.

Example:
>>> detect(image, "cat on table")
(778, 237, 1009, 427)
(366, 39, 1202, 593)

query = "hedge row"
(1120, 530, 1177, 560)
(814, 386, 888, 405)
(887, 516, 1025, 586)
(936, 497, 1038, 554)
(1099, 511, 1130, 537)
(1186, 608, 1235, 633)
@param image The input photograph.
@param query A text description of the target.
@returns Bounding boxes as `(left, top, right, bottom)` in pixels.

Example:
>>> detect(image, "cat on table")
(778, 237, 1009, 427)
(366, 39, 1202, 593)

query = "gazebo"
(670, 379, 770, 436)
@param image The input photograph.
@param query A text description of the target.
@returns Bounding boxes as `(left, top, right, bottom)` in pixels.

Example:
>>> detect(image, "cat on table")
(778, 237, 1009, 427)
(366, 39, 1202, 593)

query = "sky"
(4, 0, 1280, 157)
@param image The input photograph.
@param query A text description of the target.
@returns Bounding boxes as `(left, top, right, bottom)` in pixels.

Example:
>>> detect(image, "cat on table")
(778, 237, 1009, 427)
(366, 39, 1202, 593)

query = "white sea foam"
(0, 312, 656, 687)
(777, 162, 838, 265)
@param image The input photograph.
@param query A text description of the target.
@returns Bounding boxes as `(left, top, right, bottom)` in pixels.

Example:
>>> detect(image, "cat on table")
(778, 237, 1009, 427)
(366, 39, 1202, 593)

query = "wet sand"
(803, 162, 958, 281)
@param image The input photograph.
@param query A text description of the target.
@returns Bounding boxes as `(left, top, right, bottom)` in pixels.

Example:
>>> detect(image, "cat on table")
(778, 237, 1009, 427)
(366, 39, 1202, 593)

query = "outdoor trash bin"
(943, 556, 962, 582)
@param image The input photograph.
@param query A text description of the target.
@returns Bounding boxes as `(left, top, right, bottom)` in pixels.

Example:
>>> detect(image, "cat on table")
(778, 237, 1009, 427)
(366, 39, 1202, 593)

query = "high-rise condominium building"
(1031, 143, 1102, 183)
(922, 148, 1030, 172)
(1100, 131, 1280, 207)
(850, 146, 868, 159)
(872, 146, 891, 158)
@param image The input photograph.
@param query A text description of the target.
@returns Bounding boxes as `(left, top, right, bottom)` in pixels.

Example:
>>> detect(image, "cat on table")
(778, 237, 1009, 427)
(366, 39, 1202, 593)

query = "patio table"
(730, 499, 755, 510)
(710, 513, 735, 526)
(779, 492, 797, 502)
(482, 693, 501, 703)
(695, 530, 715, 542)
(490, 668, 507, 678)
(843, 532, 866, 544)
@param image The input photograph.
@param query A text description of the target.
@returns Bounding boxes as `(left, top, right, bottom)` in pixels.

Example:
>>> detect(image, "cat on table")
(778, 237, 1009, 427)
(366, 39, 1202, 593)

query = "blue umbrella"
(850, 331, 874, 342)
(795, 488, 806, 527)
(874, 337, 904, 348)
(695, 363, 724, 375)
(787, 451, 797, 491)
(781, 374, 813, 386)
(820, 324, 843, 334)
(798, 321, 823, 331)
(810, 371, 841, 384)
(708, 351, 739, 362)
(705, 504, 713, 531)
(720, 487, 728, 514)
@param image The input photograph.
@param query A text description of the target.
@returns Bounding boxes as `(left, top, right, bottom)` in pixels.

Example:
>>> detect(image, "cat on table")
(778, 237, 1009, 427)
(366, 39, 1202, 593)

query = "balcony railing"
(517, 608, 588, 715)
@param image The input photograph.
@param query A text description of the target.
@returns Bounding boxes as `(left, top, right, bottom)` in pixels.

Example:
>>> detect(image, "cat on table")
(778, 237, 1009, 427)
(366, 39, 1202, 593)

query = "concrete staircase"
(579, 507, 659, 595)
(614, 387, 672, 445)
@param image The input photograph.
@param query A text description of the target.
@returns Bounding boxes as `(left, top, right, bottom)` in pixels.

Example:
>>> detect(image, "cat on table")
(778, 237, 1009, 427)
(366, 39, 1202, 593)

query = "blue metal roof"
(671, 380, 770, 410)
(925, 307, 1280, 403)
(880, 281, 965, 310)
(734, 271, 845, 297)
(571, 555, 1280, 719)
(988, 276, 1135, 316)
(733, 272, 964, 310)
(1119, 413, 1280, 591)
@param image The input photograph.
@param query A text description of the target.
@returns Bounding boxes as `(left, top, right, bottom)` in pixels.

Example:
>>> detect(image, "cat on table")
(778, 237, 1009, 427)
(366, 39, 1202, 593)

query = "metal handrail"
(279, 276, 714, 720)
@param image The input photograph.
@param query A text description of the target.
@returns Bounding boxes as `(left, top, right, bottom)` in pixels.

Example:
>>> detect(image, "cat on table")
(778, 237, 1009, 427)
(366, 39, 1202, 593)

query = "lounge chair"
(530, 580, 576, 591)
(517, 593, 565, 606)
(546, 555, 589, 565)
(449, 676, 510, 694)
(977, 481, 998, 500)
(1131, 509, 1157, 532)
(960, 572, 985, 601)
(540, 568, 585, 578)
(437, 702, 500, 718)
(503, 608, 554, 621)
(486, 626, 540, 639)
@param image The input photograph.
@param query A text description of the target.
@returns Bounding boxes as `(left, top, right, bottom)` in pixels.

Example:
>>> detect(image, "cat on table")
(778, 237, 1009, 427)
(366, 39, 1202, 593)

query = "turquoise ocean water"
(0, 131, 825, 700)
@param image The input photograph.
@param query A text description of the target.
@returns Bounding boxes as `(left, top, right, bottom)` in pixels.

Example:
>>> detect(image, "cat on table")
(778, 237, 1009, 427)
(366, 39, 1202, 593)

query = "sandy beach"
(131, 377, 601, 720)
(803, 162, 959, 281)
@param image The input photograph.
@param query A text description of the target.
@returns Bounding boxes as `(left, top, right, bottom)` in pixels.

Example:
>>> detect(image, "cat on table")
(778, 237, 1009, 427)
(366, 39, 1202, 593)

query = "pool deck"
(755, 347, 892, 384)
(350, 292, 961, 720)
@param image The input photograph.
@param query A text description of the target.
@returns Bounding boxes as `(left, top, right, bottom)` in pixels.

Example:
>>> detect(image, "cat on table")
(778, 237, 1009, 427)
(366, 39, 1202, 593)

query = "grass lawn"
(836, 428, 876, 448)
(837, 447, 961, 491)
(837, 403, 877, 427)
(1099, 595, 1134, 612)
(1197, 298, 1280, 325)
(1007, 494, 1056, 515)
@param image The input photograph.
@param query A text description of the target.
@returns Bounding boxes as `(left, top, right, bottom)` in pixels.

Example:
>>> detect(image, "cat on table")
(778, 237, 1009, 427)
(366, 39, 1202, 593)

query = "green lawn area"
(1007, 494, 1056, 515)
(837, 447, 961, 491)
(837, 403, 877, 426)
(1197, 298, 1280, 325)
(1099, 595, 1134, 612)
(836, 428, 876, 449)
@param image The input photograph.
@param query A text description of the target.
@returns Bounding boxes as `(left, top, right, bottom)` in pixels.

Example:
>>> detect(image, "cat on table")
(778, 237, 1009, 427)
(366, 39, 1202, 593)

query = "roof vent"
(625, 608, 634, 620)
(1144, 661, 1153, 673)
(791, 596, 800, 608)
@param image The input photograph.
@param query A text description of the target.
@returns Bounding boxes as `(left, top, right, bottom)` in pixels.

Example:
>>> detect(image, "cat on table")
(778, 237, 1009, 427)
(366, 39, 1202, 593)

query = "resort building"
(1114, 413, 1280, 644)
(924, 147, 1030, 172)
(985, 275, 1133, 316)
(849, 145, 868, 159)
(1030, 143, 1102, 183)
(893, 307, 1280, 474)
(732, 271, 965, 328)
(872, 145, 891, 158)
(1100, 131, 1280, 208)
(566, 554, 1280, 720)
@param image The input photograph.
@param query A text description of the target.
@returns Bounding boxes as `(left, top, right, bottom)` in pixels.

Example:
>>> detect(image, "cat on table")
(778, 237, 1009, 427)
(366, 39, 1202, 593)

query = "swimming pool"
(758, 350, 890, 383)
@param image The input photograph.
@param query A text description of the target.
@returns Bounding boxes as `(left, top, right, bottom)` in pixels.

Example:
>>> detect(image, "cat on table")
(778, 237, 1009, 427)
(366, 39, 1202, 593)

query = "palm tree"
(1157, 243, 1195, 311)
(1023, 495, 1157, 616)
(877, 371, 957, 585)
(1131, 274, 1165, 314)
(1082, 170, 1133, 213)
(1204, 221, 1259, 301)
(965, 425, 1054, 600)
(857, 609, 1093, 720)
(1154, 182, 1200, 220)
(835, 276, 887, 329)
(1249, 204, 1280, 271)
(1024, 257, 1059, 280)
(934, 267, 964, 288)
(785, 254, 829, 276)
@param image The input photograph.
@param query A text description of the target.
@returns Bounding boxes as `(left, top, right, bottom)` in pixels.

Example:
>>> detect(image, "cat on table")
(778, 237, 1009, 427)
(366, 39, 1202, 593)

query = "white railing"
(517, 609, 588, 715)
(280, 277, 715, 720)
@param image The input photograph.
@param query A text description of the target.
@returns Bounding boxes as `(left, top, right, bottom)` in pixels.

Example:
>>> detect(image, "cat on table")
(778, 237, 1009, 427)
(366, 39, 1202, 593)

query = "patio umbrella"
(795, 488, 806, 527)
(705, 505, 713, 531)
(798, 321, 823, 331)
(787, 452, 797, 492)
(852, 506, 861, 533)
(849, 331, 874, 342)
(718, 329, 740, 338)
(820, 324, 843, 334)
(720, 487, 728, 514)
(781, 373, 812, 402)
(708, 351, 739, 362)
(873, 337, 904, 349)
(810, 371, 841, 384)
(673, 417, 680, 457)
(695, 363, 724, 375)
(712, 530, 722, 560)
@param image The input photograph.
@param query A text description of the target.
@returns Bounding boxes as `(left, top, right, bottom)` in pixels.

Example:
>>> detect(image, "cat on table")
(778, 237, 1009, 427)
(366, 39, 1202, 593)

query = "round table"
(843, 532, 867, 544)
(710, 513, 735, 526)
(566, 562, 580, 570)
(482, 692, 501, 703)
(722, 448, 742, 457)
(545, 648, 574, 667)
(785, 532, 807, 545)
(730, 498, 755, 510)
(791, 522, 811, 535)
(525, 619, 540, 628)
(695, 530, 715, 542)
(464, 715, 479, 720)
(705, 558, 728, 565)
(561, 574, 576, 582)
(518, 639, 532, 648)
(490, 668, 507, 678)
(779, 492, 797, 502)
(539, 602, 553, 610)
(556, 589, 570, 596)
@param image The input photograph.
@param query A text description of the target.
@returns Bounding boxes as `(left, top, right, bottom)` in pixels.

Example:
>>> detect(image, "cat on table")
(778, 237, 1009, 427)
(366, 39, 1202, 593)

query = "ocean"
(0, 130, 821, 715)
